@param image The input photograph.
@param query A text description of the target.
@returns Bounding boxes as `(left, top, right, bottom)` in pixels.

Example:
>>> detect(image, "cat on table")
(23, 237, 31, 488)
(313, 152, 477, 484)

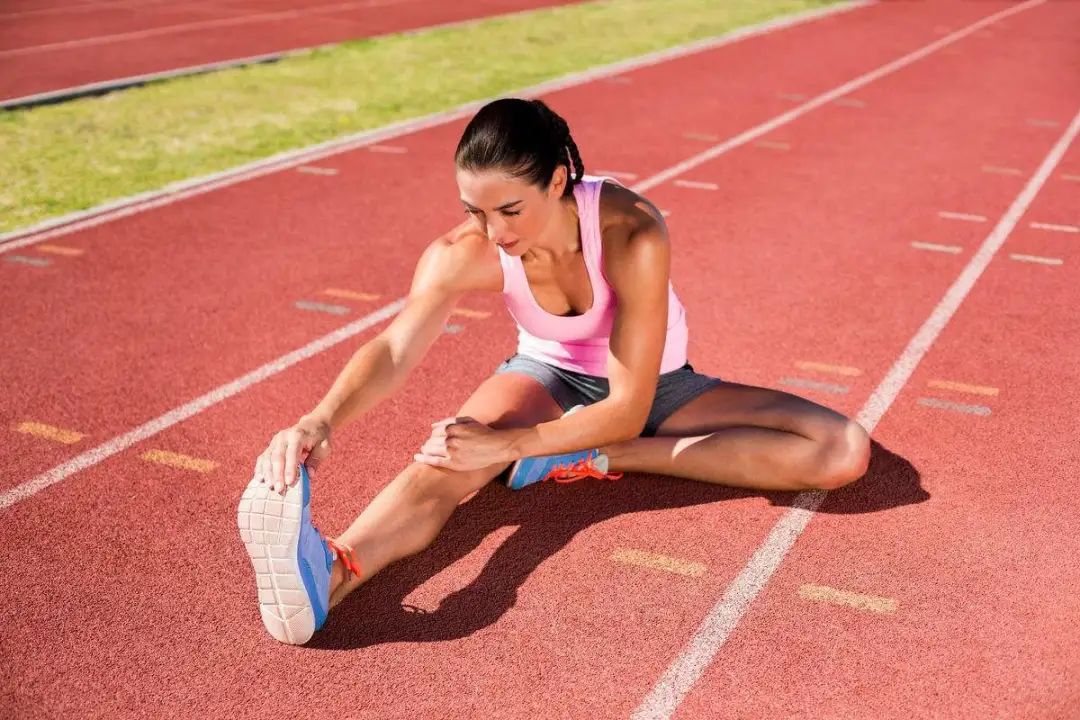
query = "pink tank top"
(497, 175, 689, 377)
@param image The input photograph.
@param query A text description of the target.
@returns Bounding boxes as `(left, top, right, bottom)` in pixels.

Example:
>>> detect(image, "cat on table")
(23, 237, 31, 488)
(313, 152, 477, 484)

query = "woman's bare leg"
(326, 372, 563, 609)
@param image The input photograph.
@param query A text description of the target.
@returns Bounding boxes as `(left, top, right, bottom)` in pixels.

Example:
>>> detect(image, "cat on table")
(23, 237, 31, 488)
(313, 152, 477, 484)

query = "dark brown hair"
(454, 98, 584, 198)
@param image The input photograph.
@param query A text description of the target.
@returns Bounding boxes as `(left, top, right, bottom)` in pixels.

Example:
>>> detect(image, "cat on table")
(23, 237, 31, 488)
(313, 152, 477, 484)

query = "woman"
(238, 98, 871, 645)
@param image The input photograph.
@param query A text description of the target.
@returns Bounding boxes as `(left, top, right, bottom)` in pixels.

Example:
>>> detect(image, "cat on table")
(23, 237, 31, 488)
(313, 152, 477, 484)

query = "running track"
(2, 1, 1078, 717)
(0, 0, 587, 107)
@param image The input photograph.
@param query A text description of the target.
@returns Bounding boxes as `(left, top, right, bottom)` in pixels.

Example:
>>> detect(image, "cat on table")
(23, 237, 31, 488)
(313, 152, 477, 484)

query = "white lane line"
(938, 211, 987, 222)
(0, 0, 907, 510)
(1029, 221, 1078, 233)
(0, 0, 430, 57)
(0, 300, 405, 511)
(981, 165, 1022, 176)
(911, 241, 963, 254)
(633, 76, 1074, 720)
(0, 0, 201, 21)
(917, 397, 991, 416)
(673, 180, 720, 191)
(0, 0, 1048, 521)
(1, 0, 560, 110)
(1010, 253, 1063, 266)
(1, 1, 872, 252)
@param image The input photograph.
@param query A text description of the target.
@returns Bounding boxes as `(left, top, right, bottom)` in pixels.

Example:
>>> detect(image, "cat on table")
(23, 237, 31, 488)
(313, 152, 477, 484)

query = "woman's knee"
(396, 460, 504, 505)
(809, 419, 871, 490)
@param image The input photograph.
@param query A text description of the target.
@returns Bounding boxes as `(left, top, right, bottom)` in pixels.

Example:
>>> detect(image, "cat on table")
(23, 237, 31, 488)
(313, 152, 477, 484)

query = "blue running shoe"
(505, 406, 623, 490)
(237, 464, 360, 644)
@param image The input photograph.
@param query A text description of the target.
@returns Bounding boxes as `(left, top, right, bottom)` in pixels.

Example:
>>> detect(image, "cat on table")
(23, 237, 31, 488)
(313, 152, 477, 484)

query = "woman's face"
(455, 166, 567, 254)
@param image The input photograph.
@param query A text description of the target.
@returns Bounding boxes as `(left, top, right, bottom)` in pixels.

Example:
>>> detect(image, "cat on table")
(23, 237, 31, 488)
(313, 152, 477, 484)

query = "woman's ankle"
(328, 559, 347, 598)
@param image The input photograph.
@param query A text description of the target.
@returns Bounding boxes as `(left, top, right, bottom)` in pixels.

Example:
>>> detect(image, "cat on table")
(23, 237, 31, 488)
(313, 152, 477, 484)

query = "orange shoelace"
(542, 455, 623, 484)
(323, 536, 362, 578)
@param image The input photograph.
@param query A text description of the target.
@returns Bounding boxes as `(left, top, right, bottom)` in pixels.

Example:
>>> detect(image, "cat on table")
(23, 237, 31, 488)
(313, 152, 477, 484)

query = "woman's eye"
(503, 210, 521, 217)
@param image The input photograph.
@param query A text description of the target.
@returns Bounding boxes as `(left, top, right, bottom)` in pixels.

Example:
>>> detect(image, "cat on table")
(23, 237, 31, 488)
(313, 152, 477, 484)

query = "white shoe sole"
(236, 475, 315, 645)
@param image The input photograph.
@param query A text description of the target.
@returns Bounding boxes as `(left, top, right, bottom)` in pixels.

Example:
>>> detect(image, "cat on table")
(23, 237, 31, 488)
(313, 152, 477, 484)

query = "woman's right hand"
(254, 414, 333, 495)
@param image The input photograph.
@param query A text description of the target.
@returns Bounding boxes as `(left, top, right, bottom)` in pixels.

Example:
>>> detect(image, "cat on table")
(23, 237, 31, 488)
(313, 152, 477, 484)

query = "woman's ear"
(549, 165, 568, 199)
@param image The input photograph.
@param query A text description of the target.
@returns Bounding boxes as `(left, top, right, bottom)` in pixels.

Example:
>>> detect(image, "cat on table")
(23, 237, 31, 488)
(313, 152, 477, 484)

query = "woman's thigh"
(455, 371, 566, 431)
(653, 379, 852, 440)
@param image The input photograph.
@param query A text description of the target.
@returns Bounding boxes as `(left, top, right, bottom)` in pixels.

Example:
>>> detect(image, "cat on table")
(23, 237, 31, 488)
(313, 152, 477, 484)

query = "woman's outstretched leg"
(325, 372, 563, 609)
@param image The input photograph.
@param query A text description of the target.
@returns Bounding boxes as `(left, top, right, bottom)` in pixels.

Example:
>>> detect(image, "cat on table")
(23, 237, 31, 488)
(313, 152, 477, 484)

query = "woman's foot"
(237, 464, 360, 644)
(504, 405, 623, 489)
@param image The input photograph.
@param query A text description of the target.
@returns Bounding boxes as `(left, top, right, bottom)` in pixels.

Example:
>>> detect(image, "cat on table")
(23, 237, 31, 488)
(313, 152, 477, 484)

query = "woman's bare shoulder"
(596, 179, 668, 255)
(414, 219, 503, 294)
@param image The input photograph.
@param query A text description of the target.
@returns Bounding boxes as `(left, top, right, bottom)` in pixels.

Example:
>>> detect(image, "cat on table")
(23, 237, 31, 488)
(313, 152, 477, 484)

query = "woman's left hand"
(414, 416, 518, 472)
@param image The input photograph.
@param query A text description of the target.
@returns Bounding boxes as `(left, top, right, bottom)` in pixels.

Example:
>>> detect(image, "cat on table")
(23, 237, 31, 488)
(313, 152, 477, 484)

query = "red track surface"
(2, 1, 1079, 717)
(0, 0, 587, 103)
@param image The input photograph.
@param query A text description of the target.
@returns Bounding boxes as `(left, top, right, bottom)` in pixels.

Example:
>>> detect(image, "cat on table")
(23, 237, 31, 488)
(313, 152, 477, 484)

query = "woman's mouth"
(499, 239, 519, 250)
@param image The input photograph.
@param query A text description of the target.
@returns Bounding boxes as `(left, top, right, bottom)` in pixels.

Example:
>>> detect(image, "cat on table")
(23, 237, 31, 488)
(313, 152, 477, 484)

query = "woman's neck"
(524, 195, 581, 263)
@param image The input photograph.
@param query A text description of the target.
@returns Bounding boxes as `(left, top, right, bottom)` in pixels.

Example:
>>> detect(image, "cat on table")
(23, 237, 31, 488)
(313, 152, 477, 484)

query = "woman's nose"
(487, 218, 508, 241)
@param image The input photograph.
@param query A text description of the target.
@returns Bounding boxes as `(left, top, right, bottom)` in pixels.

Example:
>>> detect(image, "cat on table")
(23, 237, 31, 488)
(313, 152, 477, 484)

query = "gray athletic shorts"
(494, 353, 725, 437)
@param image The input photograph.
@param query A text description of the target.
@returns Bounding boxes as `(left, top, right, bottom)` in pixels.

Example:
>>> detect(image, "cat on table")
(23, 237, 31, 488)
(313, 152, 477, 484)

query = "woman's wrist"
(301, 409, 335, 434)
(505, 426, 538, 461)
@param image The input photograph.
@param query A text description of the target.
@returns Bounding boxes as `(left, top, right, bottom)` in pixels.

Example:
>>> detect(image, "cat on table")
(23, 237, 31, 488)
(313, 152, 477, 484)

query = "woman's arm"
(507, 212, 671, 458)
(306, 227, 496, 432)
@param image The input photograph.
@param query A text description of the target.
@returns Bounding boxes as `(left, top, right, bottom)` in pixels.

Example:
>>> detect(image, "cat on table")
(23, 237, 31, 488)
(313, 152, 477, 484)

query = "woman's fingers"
(269, 433, 287, 494)
(282, 427, 308, 490)
(414, 453, 449, 467)
(283, 431, 304, 490)
(253, 420, 331, 494)
(419, 436, 448, 457)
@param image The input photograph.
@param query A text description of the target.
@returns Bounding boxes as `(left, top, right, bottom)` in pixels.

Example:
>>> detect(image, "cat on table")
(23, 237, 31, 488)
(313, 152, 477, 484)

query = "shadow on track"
(311, 439, 924, 649)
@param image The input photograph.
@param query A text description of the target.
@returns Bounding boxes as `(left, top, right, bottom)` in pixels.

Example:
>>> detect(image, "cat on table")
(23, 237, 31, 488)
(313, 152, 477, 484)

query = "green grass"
(0, 0, 841, 233)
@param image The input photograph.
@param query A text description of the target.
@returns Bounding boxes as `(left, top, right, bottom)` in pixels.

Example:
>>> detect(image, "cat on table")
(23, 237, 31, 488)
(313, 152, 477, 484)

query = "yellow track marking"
(141, 450, 218, 473)
(35, 244, 85, 257)
(611, 548, 706, 577)
(451, 308, 492, 319)
(927, 379, 999, 396)
(323, 288, 380, 301)
(794, 361, 862, 377)
(754, 140, 791, 151)
(14, 421, 85, 444)
(798, 584, 897, 614)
